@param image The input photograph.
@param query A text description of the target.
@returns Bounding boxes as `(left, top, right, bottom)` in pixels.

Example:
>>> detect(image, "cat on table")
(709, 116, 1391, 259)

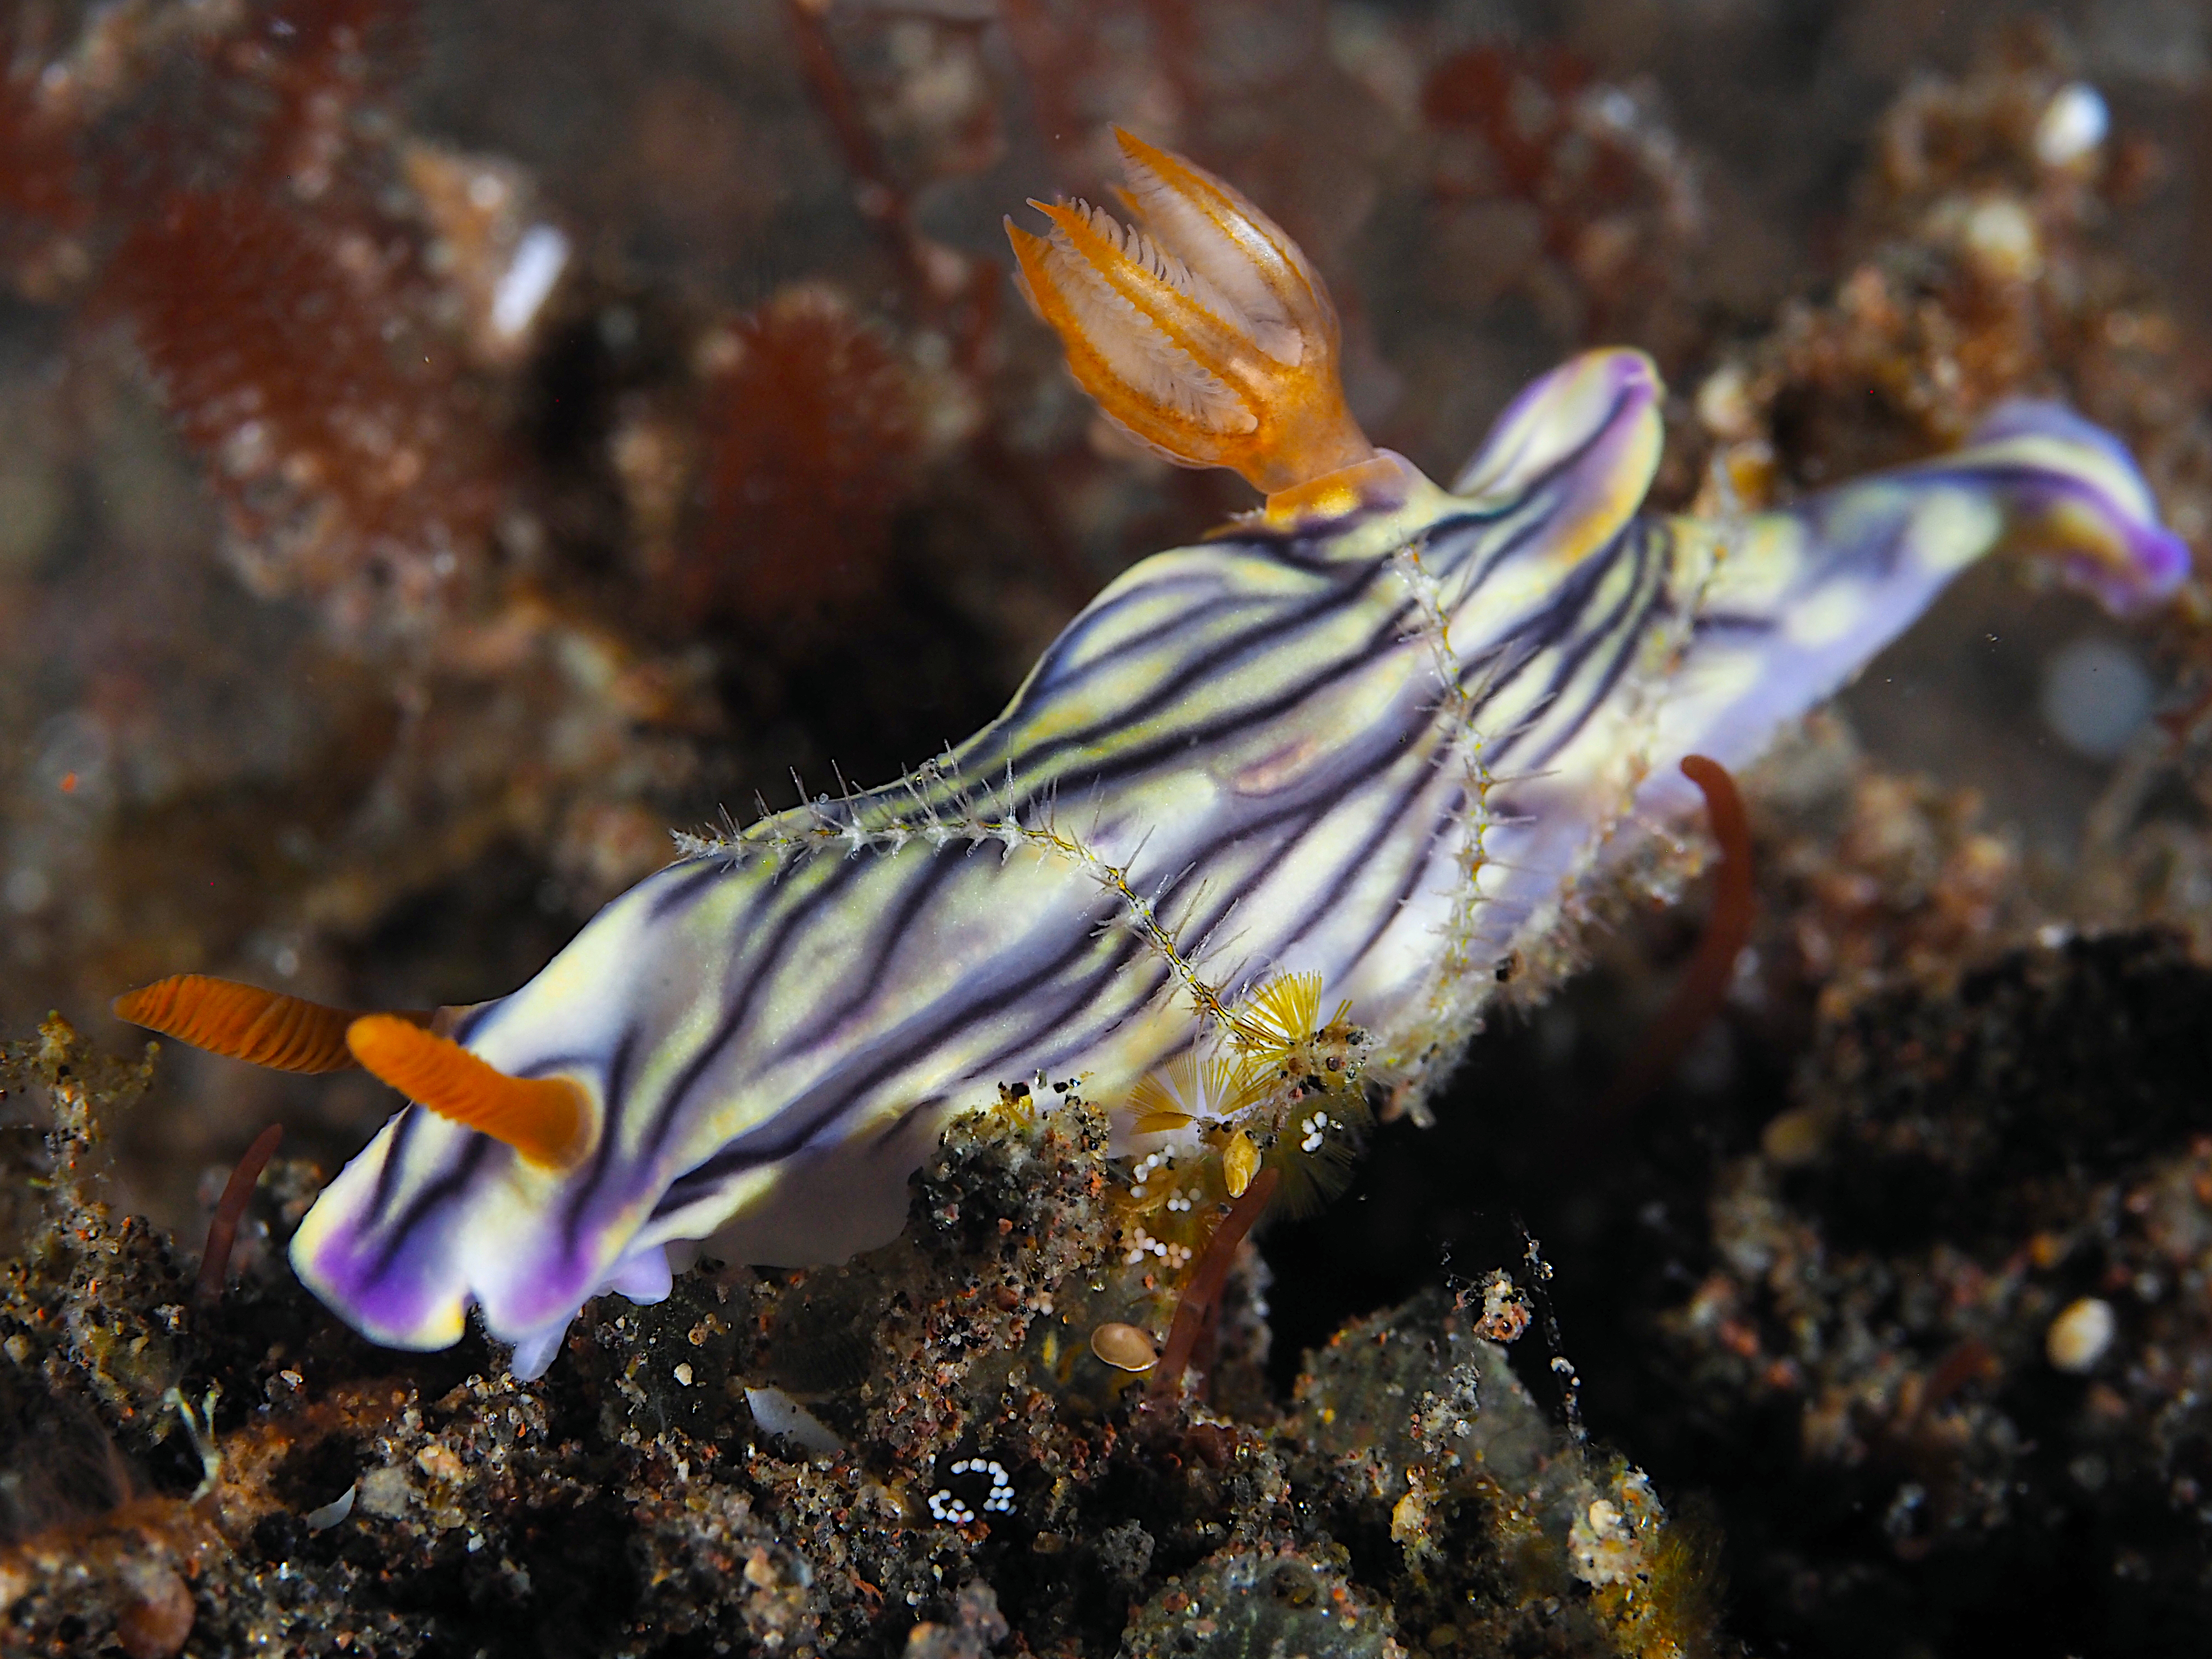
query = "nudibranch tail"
(1955, 400, 2191, 614)
(1640, 394, 2191, 815)
(1006, 128, 1378, 501)
(346, 1014, 594, 1171)
(112, 973, 428, 1074)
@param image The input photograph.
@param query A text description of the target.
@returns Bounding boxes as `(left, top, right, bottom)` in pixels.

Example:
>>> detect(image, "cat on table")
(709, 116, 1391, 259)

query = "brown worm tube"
(1594, 753, 1756, 1122)
(1150, 1165, 1280, 1398)
(195, 1123, 285, 1307)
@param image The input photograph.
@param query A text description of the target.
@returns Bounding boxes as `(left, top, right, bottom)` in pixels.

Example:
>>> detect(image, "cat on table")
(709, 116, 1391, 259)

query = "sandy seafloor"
(4, 1, 2212, 1654)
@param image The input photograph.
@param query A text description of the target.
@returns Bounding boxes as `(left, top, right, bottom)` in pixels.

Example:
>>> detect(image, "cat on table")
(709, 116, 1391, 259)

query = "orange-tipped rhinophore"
(112, 974, 422, 1074)
(346, 1014, 593, 1171)
(1006, 128, 1377, 499)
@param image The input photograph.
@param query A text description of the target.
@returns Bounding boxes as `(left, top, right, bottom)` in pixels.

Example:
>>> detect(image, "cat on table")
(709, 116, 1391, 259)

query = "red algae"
(106, 183, 498, 606)
(1150, 1166, 1278, 1400)
(1595, 755, 1756, 1123)
(0, 17, 88, 297)
(685, 286, 919, 631)
(1421, 41, 1701, 351)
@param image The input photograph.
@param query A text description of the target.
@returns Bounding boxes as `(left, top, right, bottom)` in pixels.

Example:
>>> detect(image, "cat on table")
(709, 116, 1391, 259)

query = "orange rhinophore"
(111, 974, 425, 1075)
(345, 1015, 594, 1172)
(1005, 128, 1379, 502)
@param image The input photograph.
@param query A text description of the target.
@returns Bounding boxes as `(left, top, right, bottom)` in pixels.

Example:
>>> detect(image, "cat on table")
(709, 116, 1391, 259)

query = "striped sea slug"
(117, 130, 2188, 1379)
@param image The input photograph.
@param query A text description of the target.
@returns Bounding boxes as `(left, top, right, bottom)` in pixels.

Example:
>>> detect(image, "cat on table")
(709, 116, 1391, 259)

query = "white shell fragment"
(2045, 1296, 2117, 1374)
(2034, 83, 2109, 168)
(302, 1483, 358, 1532)
(743, 1386, 843, 1455)
(491, 224, 570, 341)
(356, 1465, 414, 1519)
(1088, 1321, 1159, 1372)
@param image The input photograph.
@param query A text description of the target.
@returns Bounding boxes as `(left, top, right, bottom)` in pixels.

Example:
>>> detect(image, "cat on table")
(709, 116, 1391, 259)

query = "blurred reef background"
(5, 0, 2212, 1654)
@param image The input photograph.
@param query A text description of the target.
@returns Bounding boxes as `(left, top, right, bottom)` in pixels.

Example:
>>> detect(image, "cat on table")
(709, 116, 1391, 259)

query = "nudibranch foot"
(503, 1243, 672, 1382)
(118, 140, 2190, 1381)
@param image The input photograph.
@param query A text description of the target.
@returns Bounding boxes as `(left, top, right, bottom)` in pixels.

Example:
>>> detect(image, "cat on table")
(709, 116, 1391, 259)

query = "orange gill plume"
(1005, 128, 1379, 503)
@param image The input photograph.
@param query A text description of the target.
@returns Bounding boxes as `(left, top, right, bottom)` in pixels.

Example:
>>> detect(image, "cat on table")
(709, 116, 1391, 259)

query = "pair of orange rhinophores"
(111, 976, 589, 1169)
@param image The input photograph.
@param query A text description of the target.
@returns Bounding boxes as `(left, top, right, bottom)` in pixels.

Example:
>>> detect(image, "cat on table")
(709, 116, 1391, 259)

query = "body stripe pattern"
(287, 349, 2188, 1368)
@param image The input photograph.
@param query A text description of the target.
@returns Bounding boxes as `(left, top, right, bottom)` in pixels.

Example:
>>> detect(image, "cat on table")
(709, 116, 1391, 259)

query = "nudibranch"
(117, 129, 2187, 1379)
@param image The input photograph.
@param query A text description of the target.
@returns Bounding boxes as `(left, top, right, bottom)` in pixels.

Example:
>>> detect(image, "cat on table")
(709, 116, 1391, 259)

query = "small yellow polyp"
(1221, 1129, 1261, 1199)
(1131, 1110, 1195, 1134)
(1006, 128, 1378, 497)
(346, 1014, 594, 1172)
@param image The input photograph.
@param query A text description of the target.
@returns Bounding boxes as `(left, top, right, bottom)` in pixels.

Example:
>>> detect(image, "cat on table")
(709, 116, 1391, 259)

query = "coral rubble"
(2, 1025, 1708, 1657)
(1652, 931, 2212, 1654)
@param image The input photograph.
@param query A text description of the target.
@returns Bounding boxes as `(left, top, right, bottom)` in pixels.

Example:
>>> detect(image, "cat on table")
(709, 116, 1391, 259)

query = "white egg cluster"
(1122, 1224, 1196, 1269)
(1128, 1149, 1171, 1200)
